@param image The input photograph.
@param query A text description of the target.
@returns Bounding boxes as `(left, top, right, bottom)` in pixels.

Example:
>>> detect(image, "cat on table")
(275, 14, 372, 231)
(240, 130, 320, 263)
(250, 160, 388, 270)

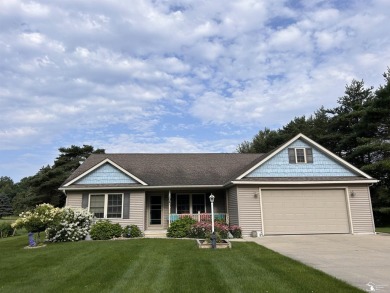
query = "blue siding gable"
(246, 139, 357, 177)
(75, 163, 137, 184)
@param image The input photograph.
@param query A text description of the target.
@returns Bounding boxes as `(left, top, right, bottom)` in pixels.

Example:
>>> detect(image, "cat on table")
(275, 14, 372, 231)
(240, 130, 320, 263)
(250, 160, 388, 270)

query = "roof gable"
(63, 159, 147, 187)
(75, 163, 137, 184)
(238, 133, 374, 180)
(245, 139, 357, 177)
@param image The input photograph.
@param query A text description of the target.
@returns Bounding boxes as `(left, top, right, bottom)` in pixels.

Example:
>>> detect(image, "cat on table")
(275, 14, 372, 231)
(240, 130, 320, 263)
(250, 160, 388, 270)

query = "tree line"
(238, 68, 390, 225)
(0, 145, 104, 217)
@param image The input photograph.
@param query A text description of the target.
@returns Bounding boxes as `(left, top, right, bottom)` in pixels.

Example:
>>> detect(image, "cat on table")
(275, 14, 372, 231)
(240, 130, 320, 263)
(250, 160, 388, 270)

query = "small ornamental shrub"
(167, 216, 196, 238)
(90, 220, 123, 240)
(229, 225, 242, 238)
(215, 222, 229, 239)
(46, 208, 94, 242)
(123, 225, 143, 238)
(204, 231, 222, 243)
(189, 222, 210, 239)
(0, 222, 13, 238)
(11, 203, 62, 233)
(189, 221, 230, 239)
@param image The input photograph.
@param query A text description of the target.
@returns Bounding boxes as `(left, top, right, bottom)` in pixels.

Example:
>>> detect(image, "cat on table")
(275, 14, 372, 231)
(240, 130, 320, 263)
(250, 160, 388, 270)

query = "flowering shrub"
(189, 221, 210, 238)
(46, 208, 94, 242)
(11, 203, 62, 233)
(189, 222, 242, 239)
(90, 220, 123, 240)
(215, 222, 229, 239)
(229, 225, 242, 238)
(123, 225, 143, 238)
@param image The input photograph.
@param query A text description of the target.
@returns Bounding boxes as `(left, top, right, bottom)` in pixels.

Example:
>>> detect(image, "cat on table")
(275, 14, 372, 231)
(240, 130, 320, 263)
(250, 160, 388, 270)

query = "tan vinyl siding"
(237, 186, 262, 237)
(349, 185, 375, 234)
(163, 192, 169, 229)
(65, 193, 82, 208)
(228, 187, 239, 226)
(128, 191, 145, 231)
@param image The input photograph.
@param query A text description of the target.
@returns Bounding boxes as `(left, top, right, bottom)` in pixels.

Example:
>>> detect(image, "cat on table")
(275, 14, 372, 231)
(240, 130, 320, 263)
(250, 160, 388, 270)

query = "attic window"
(288, 148, 313, 164)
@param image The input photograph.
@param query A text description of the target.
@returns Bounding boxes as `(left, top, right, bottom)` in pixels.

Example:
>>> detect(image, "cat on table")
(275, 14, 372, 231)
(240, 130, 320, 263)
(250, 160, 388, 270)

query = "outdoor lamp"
(209, 194, 215, 233)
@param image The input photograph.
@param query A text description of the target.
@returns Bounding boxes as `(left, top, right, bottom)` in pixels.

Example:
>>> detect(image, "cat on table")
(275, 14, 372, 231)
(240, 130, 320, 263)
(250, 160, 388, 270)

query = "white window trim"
(175, 193, 206, 214)
(89, 193, 124, 219)
(295, 148, 307, 163)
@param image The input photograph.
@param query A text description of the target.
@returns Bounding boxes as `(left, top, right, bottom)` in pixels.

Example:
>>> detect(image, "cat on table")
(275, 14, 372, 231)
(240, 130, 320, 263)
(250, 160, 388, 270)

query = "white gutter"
(229, 180, 379, 185)
(59, 184, 224, 191)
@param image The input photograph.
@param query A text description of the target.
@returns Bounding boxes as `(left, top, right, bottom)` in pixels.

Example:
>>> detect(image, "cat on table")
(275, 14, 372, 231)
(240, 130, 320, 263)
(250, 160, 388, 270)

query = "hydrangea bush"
(12, 204, 93, 243)
(11, 203, 62, 233)
(46, 208, 94, 242)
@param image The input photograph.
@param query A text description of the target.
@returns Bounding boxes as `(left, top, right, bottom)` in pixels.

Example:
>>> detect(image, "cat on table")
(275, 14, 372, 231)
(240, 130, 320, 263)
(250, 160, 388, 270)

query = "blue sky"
(1, 0, 390, 182)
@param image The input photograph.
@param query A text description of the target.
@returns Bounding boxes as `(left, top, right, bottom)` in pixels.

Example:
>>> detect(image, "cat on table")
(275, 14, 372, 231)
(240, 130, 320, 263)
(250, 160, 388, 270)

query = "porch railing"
(169, 212, 229, 224)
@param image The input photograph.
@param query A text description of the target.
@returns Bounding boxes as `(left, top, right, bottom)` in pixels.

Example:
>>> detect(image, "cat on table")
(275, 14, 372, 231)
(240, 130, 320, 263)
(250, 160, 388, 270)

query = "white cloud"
(1, 0, 390, 180)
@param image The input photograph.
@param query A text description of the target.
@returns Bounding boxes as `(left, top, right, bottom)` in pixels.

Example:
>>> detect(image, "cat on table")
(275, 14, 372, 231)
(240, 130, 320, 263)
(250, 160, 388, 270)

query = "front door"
(149, 195, 162, 225)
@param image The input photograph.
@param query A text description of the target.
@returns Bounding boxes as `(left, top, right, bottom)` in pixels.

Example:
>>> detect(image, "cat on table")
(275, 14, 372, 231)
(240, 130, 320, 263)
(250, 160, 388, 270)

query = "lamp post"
(209, 194, 215, 233)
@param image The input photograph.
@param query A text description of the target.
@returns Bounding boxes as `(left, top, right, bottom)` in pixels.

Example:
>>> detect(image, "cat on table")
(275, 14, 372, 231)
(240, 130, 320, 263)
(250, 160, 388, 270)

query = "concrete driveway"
(247, 234, 390, 292)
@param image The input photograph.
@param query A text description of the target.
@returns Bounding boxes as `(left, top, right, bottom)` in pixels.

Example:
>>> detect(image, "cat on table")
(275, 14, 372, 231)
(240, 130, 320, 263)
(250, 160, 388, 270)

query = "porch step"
(144, 229, 167, 238)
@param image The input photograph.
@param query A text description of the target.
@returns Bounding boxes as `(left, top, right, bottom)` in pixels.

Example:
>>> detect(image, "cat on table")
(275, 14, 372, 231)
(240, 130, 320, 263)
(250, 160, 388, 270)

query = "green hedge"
(90, 220, 123, 240)
(373, 208, 390, 227)
(0, 222, 13, 238)
(167, 216, 196, 238)
(123, 225, 143, 238)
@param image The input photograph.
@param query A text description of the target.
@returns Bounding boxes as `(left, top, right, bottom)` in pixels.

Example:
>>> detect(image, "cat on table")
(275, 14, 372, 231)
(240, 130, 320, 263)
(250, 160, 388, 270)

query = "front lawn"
(376, 226, 390, 233)
(0, 237, 362, 292)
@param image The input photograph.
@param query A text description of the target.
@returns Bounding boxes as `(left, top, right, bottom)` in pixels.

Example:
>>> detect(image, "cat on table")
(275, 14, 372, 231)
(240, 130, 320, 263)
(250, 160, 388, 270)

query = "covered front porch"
(145, 189, 228, 231)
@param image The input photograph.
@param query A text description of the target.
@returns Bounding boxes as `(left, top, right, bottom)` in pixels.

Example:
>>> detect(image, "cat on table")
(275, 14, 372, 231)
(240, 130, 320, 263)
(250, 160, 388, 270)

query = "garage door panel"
(262, 189, 350, 235)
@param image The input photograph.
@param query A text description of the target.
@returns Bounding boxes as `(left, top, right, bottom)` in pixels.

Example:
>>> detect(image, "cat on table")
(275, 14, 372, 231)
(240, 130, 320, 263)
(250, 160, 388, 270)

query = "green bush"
(90, 220, 123, 240)
(122, 225, 143, 238)
(0, 222, 13, 238)
(229, 225, 242, 238)
(373, 207, 390, 227)
(167, 216, 196, 238)
(204, 231, 222, 243)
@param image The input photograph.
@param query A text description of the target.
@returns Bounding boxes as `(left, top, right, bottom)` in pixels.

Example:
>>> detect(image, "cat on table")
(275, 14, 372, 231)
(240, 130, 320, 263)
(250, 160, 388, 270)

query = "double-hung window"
(175, 193, 206, 214)
(288, 148, 313, 164)
(90, 193, 123, 218)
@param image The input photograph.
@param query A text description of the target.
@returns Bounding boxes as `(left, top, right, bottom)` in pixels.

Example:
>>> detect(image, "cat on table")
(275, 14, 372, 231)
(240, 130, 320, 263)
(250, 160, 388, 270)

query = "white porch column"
(168, 190, 171, 227)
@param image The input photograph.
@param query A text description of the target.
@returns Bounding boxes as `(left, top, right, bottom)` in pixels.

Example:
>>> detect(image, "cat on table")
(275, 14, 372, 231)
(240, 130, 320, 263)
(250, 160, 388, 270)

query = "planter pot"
(196, 239, 231, 249)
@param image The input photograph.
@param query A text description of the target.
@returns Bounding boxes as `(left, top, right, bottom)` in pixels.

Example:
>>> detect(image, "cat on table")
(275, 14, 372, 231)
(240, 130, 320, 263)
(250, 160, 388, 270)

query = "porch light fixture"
(209, 194, 215, 233)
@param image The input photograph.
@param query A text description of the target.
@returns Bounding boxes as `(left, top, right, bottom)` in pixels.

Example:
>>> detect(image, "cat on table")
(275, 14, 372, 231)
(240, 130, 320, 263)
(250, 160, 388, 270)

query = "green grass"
(0, 216, 18, 222)
(376, 226, 390, 233)
(0, 237, 362, 293)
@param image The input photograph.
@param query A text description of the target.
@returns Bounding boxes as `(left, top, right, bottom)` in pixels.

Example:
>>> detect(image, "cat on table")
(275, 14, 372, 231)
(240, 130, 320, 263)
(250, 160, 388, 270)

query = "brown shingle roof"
(62, 153, 266, 187)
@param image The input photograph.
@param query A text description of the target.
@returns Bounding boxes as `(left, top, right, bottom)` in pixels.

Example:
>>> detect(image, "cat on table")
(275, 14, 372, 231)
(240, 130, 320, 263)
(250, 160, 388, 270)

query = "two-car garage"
(261, 189, 351, 235)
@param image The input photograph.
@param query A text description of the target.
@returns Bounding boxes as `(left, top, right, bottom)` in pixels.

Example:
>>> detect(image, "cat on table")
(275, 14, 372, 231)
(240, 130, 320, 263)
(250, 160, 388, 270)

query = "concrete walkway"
(247, 234, 390, 292)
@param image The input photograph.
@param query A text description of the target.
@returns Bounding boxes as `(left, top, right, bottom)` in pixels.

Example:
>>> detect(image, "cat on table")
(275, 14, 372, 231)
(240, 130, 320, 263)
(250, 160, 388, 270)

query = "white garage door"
(262, 189, 350, 235)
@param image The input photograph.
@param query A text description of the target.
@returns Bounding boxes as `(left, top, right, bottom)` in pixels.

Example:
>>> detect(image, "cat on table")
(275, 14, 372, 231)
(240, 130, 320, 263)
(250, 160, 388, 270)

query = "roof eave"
(59, 184, 224, 191)
(230, 179, 379, 185)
